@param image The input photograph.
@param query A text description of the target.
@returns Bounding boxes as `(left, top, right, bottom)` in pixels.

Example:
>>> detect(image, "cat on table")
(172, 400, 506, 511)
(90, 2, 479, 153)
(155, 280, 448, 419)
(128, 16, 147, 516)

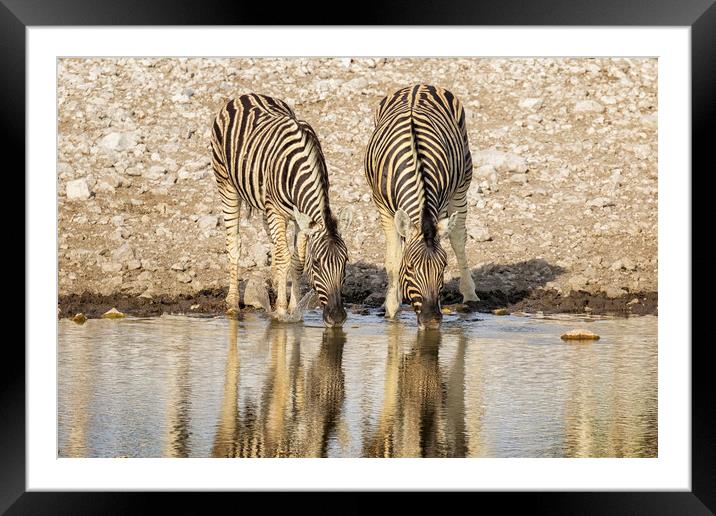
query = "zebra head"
(394, 209, 458, 330)
(295, 207, 352, 327)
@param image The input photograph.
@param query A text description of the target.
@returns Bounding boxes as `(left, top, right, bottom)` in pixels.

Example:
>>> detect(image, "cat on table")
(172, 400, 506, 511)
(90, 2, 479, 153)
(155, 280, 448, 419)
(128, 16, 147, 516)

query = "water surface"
(58, 310, 657, 458)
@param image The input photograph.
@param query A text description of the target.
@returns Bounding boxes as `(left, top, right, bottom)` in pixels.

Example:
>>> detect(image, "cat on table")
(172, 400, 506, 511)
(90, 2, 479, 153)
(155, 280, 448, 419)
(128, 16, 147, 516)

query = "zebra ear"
(337, 206, 354, 233)
(294, 207, 319, 235)
(394, 209, 414, 239)
(437, 212, 459, 238)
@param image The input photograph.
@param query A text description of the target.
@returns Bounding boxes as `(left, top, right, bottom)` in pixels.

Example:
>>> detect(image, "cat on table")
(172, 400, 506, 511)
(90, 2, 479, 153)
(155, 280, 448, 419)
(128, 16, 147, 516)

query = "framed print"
(7, 0, 712, 512)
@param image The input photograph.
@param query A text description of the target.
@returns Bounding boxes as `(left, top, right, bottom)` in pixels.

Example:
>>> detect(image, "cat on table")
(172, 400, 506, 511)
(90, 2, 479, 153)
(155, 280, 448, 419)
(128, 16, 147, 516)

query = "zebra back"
(211, 93, 334, 228)
(365, 85, 472, 235)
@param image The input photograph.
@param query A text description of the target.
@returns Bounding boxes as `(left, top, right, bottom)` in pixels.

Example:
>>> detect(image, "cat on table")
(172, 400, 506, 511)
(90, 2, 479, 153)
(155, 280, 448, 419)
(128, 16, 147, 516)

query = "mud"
(58, 285, 657, 320)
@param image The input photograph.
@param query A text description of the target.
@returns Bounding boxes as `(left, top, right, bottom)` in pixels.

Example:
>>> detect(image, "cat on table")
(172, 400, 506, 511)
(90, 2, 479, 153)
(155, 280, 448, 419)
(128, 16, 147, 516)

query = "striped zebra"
(364, 85, 479, 329)
(211, 94, 351, 327)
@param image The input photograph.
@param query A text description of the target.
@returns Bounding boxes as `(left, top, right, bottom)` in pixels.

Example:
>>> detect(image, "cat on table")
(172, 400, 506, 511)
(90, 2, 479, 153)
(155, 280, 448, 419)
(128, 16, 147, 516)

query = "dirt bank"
(57, 285, 657, 320)
(57, 57, 658, 317)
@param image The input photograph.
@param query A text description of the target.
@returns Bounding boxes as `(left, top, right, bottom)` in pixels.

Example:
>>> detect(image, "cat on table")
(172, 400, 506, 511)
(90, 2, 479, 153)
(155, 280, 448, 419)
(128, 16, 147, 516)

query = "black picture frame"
(6, 0, 710, 512)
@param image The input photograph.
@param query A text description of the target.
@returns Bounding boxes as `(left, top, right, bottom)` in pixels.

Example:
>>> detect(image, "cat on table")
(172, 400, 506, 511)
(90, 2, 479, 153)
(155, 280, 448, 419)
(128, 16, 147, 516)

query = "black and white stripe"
(364, 85, 478, 328)
(211, 93, 348, 326)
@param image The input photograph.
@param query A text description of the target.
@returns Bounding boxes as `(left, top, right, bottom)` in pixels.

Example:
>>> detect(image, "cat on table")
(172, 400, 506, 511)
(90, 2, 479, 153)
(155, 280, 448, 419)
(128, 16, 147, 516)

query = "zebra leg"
(266, 207, 291, 318)
(289, 224, 308, 314)
(220, 188, 242, 314)
(448, 204, 479, 303)
(381, 211, 402, 318)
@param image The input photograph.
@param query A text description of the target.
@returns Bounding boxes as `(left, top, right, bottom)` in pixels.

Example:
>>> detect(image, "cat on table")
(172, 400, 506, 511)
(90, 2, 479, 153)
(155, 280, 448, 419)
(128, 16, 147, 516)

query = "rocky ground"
(57, 57, 658, 318)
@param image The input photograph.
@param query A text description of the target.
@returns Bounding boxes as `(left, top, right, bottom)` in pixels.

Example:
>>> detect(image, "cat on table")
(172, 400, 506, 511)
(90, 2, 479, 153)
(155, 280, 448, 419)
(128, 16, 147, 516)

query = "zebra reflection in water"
(363, 324, 468, 458)
(212, 319, 346, 457)
(212, 319, 468, 458)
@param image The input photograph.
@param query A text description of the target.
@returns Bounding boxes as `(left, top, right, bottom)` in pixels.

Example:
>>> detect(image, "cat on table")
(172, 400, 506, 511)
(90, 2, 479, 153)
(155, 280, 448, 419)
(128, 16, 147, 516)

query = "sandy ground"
(57, 57, 657, 317)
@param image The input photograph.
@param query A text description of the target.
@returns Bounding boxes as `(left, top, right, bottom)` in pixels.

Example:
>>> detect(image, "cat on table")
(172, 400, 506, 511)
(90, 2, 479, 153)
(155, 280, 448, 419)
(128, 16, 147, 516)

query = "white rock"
(621, 258, 637, 271)
(176, 272, 192, 283)
(171, 261, 187, 271)
(587, 197, 615, 208)
(66, 178, 92, 201)
(567, 275, 589, 291)
(472, 148, 527, 174)
(342, 77, 368, 92)
(98, 131, 138, 152)
(519, 97, 543, 110)
(640, 111, 658, 128)
(126, 259, 142, 271)
(144, 165, 166, 179)
(197, 215, 218, 231)
(171, 92, 191, 103)
(94, 182, 116, 194)
(628, 143, 652, 160)
(111, 242, 136, 263)
(245, 242, 270, 267)
(574, 100, 605, 113)
(57, 162, 73, 178)
(101, 261, 123, 273)
(468, 226, 491, 242)
(243, 276, 271, 310)
(100, 169, 123, 188)
(141, 259, 158, 271)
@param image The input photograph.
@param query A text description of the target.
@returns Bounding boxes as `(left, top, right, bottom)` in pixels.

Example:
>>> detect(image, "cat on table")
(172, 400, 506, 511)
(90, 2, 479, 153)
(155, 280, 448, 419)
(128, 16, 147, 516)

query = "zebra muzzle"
(322, 294, 347, 327)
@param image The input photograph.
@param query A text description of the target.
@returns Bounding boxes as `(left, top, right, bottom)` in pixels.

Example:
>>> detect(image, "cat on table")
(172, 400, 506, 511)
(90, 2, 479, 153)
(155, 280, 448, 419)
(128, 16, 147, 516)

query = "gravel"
(57, 57, 658, 308)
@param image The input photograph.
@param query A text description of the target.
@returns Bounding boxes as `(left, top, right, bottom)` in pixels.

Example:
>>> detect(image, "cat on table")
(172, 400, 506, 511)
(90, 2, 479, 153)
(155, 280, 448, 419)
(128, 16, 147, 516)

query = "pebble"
(102, 307, 125, 319)
(604, 286, 627, 298)
(72, 313, 87, 324)
(197, 215, 218, 231)
(144, 165, 167, 179)
(472, 148, 528, 174)
(98, 131, 138, 152)
(468, 226, 492, 242)
(640, 111, 657, 128)
(519, 97, 543, 110)
(561, 329, 600, 341)
(574, 100, 605, 113)
(66, 179, 92, 201)
(176, 272, 193, 283)
(587, 197, 615, 208)
(243, 276, 271, 310)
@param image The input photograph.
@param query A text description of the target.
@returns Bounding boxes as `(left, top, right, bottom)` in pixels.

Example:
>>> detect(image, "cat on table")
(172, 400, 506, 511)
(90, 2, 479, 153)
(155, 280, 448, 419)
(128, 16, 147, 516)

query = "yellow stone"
(72, 313, 87, 324)
(492, 308, 509, 315)
(102, 307, 125, 319)
(561, 329, 600, 341)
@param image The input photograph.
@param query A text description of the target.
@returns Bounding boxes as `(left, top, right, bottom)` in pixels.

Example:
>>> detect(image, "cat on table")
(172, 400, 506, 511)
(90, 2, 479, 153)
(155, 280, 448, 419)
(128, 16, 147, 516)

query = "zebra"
(364, 85, 479, 329)
(211, 93, 351, 327)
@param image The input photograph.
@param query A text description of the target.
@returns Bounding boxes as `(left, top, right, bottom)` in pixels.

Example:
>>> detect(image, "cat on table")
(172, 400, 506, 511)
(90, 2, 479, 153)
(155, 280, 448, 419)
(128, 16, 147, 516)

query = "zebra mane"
(409, 107, 438, 250)
(298, 120, 341, 241)
(420, 204, 439, 249)
(323, 211, 340, 240)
